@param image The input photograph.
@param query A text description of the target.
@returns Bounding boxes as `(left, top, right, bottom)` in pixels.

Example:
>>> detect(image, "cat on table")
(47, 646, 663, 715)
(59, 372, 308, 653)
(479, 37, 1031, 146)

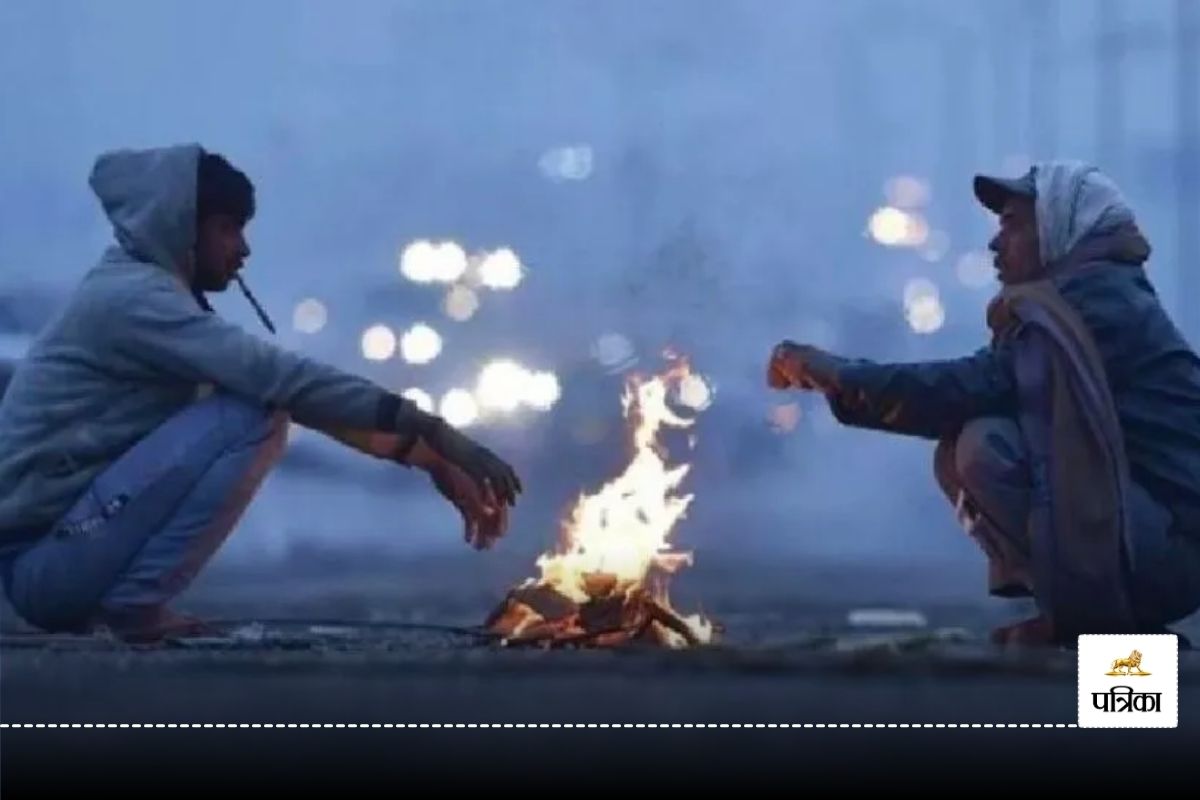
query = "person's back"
(1056, 258, 1200, 533)
(0, 248, 200, 554)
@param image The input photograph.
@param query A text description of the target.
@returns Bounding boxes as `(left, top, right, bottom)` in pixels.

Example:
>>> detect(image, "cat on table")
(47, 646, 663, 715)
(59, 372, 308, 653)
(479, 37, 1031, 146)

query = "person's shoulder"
(1057, 262, 1154, 319)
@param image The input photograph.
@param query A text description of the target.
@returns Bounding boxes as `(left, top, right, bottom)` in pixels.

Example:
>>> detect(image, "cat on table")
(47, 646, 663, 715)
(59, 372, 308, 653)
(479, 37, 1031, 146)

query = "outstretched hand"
(766, 340, 843, 393)
(423, 421, 522, 508)
(403, 422, 522, 550)
(427, 455, 510, 550)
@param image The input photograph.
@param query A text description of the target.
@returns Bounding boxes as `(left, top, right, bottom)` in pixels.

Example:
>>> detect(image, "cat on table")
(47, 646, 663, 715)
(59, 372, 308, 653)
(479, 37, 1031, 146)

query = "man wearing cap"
(768, 161, 1200, 646)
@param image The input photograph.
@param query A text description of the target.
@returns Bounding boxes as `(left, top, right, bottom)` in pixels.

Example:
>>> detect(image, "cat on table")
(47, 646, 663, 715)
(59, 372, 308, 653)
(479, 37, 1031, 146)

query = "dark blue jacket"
(828, 233, 1200, 534)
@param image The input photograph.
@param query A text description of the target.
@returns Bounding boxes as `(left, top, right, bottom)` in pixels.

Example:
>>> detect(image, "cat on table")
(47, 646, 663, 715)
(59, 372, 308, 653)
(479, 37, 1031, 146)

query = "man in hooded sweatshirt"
(768, 161, 1200, 646)
(0, 144, 522, 642)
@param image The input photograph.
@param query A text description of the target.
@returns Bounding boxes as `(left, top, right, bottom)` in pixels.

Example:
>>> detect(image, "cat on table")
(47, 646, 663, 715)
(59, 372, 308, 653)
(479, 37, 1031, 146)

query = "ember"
(486, 358, 715, 648)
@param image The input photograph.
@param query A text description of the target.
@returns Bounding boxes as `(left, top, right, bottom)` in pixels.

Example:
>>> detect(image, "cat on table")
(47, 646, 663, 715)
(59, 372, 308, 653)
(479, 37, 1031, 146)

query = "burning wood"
(487, 358, 716, 649)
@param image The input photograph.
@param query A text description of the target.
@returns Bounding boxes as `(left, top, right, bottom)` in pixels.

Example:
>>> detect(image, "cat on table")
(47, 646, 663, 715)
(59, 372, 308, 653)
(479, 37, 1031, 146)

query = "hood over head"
(1031, 159, 1149, 269)
(89, 143, 203, 275)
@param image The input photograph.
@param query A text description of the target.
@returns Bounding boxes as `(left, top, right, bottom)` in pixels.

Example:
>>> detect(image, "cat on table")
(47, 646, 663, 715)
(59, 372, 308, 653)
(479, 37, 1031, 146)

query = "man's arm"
(110, 270, 520, 502)
(827, 344, 1018, 439)
(108, 271, 424, 439)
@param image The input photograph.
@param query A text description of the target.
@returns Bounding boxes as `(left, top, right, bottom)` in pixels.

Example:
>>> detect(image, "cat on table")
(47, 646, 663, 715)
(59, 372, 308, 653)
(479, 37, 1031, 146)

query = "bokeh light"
(360, 324, 396, 361)
(400, 240, 468, 284)
(292, 298, 327, 334)
(478, 248, 524, 290)
(869, 207, 910, 246)
(869, 206, 930, 248)
(475, 359, 530, 413)
(401, 387, 435, 414)
(769, 402, 802, 433)
(522, 370, 562, 411)
(439, 389, 479, 428)
(903, 277, 939, 307)
(903, 278, 946, 334)
(676, 372, 713, 411)
(443, 285, 480, 321)
(591, 332, 637, 372)
(399, 323, 442, 365)
(884, 175, 931, 208)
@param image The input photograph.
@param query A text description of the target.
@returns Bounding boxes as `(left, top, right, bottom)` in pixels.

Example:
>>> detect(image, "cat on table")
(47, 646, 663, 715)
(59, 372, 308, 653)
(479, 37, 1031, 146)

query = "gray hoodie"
(0, 143, 419, 552)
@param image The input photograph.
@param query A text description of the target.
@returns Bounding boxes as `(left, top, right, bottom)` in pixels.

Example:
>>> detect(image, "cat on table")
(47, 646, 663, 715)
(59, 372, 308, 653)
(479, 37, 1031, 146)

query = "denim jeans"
(1, 393, 286, 632)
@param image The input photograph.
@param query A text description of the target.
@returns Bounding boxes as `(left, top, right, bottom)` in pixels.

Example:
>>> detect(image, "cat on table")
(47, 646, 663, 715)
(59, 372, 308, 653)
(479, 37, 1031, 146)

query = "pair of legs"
(1, 393, 286, 640)
(935, 417, 1200, 643)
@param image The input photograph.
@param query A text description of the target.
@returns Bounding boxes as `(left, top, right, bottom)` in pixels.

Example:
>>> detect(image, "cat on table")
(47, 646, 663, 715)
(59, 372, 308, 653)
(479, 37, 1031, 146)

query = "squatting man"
(0, 144, 521, 642)
(769, 161, 1200, 647)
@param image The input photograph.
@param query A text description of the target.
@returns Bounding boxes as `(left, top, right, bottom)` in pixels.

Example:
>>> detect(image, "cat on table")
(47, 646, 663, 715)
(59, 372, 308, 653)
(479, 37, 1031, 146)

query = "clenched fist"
(766, 341, 843, 393)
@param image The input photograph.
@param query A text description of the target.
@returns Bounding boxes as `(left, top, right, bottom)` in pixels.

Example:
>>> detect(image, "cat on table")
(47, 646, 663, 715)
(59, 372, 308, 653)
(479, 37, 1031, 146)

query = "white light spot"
(868, 207, 929, 248)
(906, 294, 946, 334)
(903, 278, 945, 334)
(903, 277, 939, 307)
(360, 324, 396, 361)
(522, 370, 561, 411)
(292, 298, 327, 334)
(478, 248, 524, 290)
(475, 359, 531, 413)
(400, 240, 468, 284)
(401, 387, 435, 414)
(676, 372, 713, 411)
(439, 389, 479, 428)
(956, 250, 996, 289)
(591, 333, 636, 371)
(399, 323, 442, 365)
(869, 207, 909, 246)
(443, 285, 480, 322)
(884, 175, 931, 209)
(538, 145, 594, 182)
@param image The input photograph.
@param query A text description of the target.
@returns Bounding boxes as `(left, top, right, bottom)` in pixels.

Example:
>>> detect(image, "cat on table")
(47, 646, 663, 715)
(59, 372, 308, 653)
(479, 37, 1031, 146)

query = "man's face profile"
(990, 195, 1041, 285)
(193, 214, 250, 292)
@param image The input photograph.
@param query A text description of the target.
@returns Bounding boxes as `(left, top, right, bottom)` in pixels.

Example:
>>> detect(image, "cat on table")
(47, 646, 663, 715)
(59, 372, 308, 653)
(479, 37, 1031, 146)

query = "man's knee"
(194, 393, 288, 452)
(949, 417, 1027, 497)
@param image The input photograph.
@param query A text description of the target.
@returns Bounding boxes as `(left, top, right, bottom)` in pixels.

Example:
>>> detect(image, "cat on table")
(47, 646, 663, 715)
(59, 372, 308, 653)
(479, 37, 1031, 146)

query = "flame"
(516, 358, 713, 646)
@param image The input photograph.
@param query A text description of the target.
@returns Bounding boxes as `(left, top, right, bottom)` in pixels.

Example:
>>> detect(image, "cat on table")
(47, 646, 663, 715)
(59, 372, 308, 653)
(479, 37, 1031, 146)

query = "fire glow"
(486, 358, 715, 649)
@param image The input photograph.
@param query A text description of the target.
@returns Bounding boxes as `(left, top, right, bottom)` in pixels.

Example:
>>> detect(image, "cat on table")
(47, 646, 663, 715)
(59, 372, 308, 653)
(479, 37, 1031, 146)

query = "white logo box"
(1078, 634, 1178, 728)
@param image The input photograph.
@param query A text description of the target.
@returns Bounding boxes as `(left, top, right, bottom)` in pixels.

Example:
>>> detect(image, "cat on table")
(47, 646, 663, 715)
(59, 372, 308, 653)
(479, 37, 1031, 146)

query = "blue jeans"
(935, 417, 1200, 627)
(2, 393, 287, 632)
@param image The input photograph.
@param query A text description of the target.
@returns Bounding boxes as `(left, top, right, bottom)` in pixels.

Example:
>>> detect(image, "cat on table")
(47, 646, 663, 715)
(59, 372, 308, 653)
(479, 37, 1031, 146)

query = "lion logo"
(1105, 650, 1151, 676)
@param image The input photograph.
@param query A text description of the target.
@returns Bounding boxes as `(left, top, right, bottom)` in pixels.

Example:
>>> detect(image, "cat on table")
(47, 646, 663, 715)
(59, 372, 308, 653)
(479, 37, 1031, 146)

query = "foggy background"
(1, 0, 1197, 605)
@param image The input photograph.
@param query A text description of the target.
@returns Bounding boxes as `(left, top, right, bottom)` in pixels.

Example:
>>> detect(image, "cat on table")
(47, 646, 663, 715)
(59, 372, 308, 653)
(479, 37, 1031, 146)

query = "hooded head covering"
(1031, 160, 1148, 268)
(88, 143, 203, 276)
(974, 160, 1151, 273)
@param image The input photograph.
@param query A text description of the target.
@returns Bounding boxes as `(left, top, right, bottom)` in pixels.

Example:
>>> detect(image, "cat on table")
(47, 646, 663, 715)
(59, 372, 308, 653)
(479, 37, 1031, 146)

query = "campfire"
(486, 357, 715, 648)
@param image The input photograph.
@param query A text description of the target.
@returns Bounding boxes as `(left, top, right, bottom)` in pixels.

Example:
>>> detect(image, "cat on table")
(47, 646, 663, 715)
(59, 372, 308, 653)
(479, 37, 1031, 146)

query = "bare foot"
(990, 614, 1057, 647)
